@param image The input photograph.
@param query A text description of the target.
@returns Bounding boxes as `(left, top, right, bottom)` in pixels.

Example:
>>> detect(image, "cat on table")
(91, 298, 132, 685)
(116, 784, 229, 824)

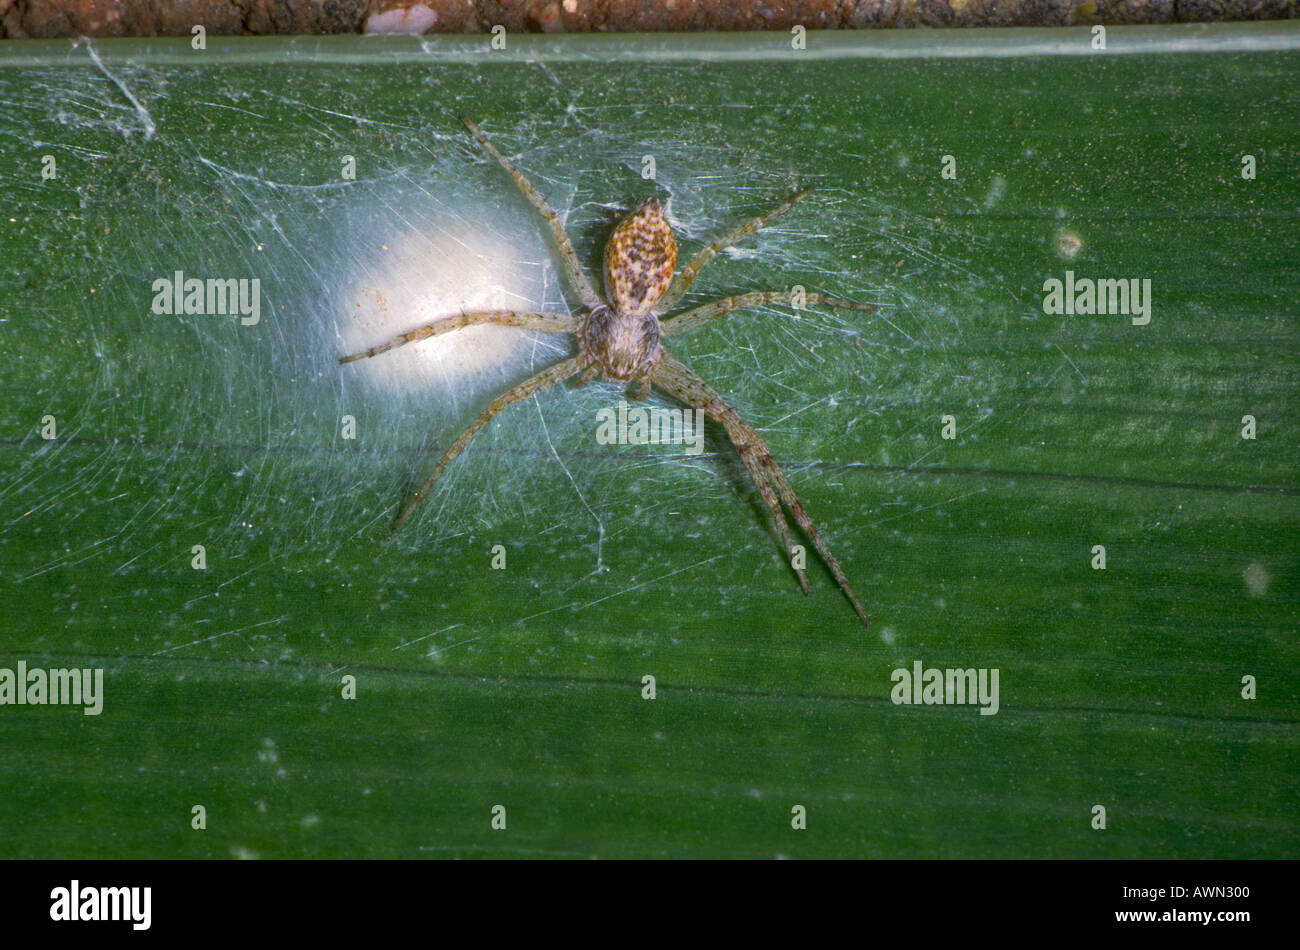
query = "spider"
(340, 114, 877, 625)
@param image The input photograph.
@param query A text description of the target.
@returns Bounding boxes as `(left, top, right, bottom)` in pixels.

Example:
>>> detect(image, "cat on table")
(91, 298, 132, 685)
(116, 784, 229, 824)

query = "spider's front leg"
(652, 352, 870, 627)
(391, 356, 584, 533)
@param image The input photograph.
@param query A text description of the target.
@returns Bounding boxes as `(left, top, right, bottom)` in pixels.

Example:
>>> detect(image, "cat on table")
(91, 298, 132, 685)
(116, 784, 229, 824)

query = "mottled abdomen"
(604, 198, 677, 316)
(579, 305, 663, 381)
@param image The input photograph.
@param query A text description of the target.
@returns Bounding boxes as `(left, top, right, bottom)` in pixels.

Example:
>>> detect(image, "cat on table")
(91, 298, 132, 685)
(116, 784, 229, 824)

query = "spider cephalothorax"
(341, 115, 879, 626)
(577, 303, 663, 384)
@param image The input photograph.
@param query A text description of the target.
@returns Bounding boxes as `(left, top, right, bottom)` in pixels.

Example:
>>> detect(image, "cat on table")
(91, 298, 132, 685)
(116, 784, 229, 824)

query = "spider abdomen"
(579, 305, 663, 382)
(604, 198, 677, 317)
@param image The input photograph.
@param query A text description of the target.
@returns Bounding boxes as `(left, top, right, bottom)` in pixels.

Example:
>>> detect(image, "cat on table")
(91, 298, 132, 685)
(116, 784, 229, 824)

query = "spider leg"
(652, 356, 807, 596)
(662, 291, 875, 339)
(392, 356, 584, 533)
(338, 310, 575, 364)
(460, 115, 604, 311)
(652, 352, 870, 626)
(657, 188, 812, 313)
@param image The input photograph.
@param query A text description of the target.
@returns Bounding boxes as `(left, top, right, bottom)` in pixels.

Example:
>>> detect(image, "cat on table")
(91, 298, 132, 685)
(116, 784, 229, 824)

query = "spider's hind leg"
(657, 188, 814, 313)
(661, 291, 876, 339)
(459, 114, 604, 311)
(339, 310, 575, 365)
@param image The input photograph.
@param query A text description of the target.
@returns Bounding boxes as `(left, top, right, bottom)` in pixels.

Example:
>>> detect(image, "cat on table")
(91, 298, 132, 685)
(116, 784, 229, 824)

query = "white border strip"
(0, 22, 1296, 68)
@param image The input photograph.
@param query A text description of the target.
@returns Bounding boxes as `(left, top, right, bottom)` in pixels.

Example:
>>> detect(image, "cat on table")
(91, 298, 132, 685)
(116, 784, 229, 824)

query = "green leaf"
(0, 24, 1296, 858)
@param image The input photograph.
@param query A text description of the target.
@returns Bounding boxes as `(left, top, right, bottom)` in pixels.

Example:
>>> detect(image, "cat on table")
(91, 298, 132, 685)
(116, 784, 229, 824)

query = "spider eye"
(604, 198, 677, 316)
